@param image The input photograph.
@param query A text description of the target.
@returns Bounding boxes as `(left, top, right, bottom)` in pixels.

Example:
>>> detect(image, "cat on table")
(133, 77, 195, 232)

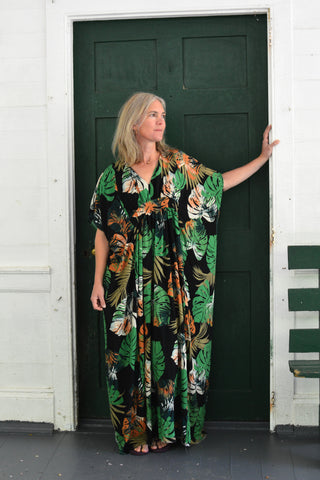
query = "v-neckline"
(129, 158, 161, 187)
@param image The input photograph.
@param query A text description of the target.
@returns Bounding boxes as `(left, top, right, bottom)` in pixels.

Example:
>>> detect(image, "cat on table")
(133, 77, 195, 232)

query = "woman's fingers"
(263, 124, 272, 142)
(261, 125, 280, 159)
(90, 286, 106, 311)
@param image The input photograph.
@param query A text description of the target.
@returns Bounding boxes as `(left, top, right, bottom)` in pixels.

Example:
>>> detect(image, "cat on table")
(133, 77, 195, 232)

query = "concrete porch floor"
(0, 424, 319, 480)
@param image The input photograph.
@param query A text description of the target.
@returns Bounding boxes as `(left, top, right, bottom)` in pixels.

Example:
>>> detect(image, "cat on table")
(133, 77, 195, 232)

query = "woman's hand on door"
(222, 125, 279, 191)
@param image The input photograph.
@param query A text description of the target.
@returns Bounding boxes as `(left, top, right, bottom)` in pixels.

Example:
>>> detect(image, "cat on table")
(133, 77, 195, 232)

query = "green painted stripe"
(288, 288, 320, 311)
(289, 329, 320, 353)
(288, 245, 320, 269)
(289, 360, 320, 378)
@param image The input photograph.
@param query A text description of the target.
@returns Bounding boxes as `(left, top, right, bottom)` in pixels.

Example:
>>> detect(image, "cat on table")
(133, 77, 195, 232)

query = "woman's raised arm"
(222, 125, 279, 192)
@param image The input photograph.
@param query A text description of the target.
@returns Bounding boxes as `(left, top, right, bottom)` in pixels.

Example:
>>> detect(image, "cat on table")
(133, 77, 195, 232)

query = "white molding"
(0, 266, 51, 293)
(0, 266, 50, 273)
(60, 8, 270, 22)
(0, 387, 54, 424)
(0, 387, 54, 399)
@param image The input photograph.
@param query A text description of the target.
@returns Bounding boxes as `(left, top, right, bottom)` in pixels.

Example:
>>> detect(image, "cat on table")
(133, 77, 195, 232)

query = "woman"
(89, 92, 279, 455)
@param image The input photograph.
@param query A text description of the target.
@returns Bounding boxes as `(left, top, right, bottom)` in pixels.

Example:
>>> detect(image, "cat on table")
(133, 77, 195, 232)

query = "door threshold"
(77, 418, 113, 433)
(205, 421, 269, 431)
(77, 418, 269, 433)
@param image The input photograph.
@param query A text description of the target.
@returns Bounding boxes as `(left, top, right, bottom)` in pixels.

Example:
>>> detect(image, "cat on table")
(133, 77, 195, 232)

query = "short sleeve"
(88, 164, 116, 233)
(203, 171, 223, 211)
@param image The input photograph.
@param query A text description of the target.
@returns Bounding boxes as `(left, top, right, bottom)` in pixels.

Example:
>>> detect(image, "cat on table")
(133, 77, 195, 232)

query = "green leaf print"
(173, 170, 186, 193)
(152, 341, 165, 382)
(167, 208, 180, 235)
(203, 173, 223, 209)
(192, 280, 214, 323)
(107, 384, 125, 427)
(194, 404, 206, 440)
(101, 166, 116, 201)
(158, 414, 175, 441)
(115, 431, 126, 452)
(154, 285, 171, 326)
(175, 369, 188, 410)
(206, 235, 217, 271)
(194, 342, 212, 378)
(142, 226, 153, 258)
(154, 232, 168, 257)
(143, 277, 152, 323)
(189, 395, 199, 427)
(103, 267, 112, 291)
(119, 327, 137, 370)
(138, 188, 149, 206)
(185, 219, 208, 260)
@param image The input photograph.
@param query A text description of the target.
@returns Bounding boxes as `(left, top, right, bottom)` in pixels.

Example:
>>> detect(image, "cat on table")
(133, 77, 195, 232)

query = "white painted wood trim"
(0, 387, 54, 424)
(0, 266, 51, 293)
(0, 387, 54, 399)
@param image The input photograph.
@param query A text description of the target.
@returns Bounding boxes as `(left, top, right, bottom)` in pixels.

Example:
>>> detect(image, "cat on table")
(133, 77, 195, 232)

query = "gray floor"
(0, 425, 319, 480)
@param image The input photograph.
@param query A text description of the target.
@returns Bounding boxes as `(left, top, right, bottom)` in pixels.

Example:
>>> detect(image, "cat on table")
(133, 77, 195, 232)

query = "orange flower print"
(109, 234, 134, 273)
(108, 212, 131, 236)
(122, 417, 130, 442)
(182, 219, 195, 237)
(105, 350, 118, 366)
(138, 323, 148, 356)
(158, 379, 174, 397)
(183, 156, 202, 181)
(160, 196, 169, 209)
(132, 200, 157, 217)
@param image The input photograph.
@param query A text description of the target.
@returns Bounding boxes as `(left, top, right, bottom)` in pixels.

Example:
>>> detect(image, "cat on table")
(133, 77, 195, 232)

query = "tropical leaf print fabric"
(89, 149, 223, 453)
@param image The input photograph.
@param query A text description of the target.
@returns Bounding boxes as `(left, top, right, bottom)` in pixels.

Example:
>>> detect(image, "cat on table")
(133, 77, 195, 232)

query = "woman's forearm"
(222, 154, 267, 192)
(222, 125, 279, 192)
(94, 229, 109, 285)
(91, 229, 109, 311)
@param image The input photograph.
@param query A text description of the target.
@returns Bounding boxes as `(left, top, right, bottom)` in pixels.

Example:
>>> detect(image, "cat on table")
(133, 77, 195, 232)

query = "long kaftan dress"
(89, 148, 223, 453)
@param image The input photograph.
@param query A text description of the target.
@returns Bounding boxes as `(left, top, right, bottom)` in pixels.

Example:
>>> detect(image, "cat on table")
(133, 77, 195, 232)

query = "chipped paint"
(270, 228, 275, 248)
(270, 391, 275, 412)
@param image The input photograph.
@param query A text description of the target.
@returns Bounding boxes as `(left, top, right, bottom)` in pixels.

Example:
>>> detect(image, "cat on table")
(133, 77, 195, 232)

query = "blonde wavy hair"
(112, 92, 170, 167)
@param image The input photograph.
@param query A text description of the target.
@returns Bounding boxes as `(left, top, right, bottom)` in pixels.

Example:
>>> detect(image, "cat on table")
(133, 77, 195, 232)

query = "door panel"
(74, 14, 269, 421)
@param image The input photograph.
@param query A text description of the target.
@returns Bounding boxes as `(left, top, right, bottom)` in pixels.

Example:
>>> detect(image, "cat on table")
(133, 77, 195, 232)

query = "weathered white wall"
(0, 0, 54, 424)
(0, 0, 319, 430)
(289, 0, 320, 426)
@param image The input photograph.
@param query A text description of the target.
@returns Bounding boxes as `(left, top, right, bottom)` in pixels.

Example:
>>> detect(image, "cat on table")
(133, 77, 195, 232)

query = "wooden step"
(289, 360, 320, 378)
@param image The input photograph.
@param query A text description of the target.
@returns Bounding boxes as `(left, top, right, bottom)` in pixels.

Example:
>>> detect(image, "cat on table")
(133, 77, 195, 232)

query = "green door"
(74, 14, 269, 422)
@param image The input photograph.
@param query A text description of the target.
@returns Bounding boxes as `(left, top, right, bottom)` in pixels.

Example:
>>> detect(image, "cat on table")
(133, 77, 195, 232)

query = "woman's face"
(134, 100, 166, 145)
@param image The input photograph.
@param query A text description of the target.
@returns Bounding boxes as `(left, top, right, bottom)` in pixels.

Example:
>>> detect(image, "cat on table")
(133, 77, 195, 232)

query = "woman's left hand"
(260, 125, 280, 161)
(222, 125, 280, 191)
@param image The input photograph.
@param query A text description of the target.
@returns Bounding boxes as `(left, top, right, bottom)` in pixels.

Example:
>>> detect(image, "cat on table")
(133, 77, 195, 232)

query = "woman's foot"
(150, 439, 171, 453)
(129, 444, 149, 456)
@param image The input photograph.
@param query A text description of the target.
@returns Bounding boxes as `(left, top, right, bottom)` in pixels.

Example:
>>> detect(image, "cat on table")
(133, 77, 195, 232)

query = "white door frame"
(46, 0, 293, 431)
